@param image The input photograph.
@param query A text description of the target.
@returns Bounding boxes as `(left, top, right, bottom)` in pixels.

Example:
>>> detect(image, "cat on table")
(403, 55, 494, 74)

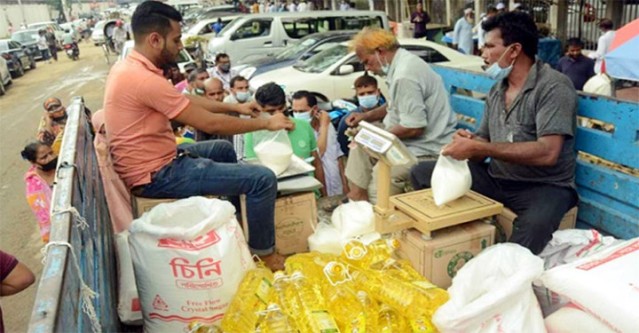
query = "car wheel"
(13, 63, 24, 78)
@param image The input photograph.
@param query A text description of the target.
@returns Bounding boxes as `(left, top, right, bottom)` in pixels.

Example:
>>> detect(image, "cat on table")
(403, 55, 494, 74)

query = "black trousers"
(410, 160, 578, 254)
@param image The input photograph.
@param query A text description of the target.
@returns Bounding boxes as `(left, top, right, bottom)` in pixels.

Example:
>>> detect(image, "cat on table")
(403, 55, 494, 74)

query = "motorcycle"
(63, 43, 79, 61)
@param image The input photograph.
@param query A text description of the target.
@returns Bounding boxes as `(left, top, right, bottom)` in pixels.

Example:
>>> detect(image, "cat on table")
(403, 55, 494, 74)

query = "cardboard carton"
(494, 207, 578, 243)
(396, 221, 495, 289)
(274, 192, 318, 255)
(131, 195, 219, 219)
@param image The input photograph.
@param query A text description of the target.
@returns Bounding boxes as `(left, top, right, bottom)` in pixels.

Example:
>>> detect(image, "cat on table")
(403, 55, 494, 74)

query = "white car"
(91, 20, 116, 45)
(0, 57, 12, 96)
(250, 39, 485, 101)
(181, 15, 239, 48)
(119, 40, 196, 73)
(27, 21, 65, 46)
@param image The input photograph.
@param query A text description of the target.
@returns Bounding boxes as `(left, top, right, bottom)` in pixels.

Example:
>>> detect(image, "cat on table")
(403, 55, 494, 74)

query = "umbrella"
(603, 18, 639, 81)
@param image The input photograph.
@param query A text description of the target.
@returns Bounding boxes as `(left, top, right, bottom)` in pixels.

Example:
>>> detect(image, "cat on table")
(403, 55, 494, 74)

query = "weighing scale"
(353, 121, 503, 239)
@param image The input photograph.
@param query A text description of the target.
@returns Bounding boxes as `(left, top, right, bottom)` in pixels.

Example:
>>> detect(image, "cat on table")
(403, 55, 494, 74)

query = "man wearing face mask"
(37, 97, 68, 155)
(292, 90, 347, 196)
(453, 8, 475, 55)
(339, 74, 387, 156)
(346, 27, 456, 203)
(182, 68, 209, 95)
(224, 75, 253, 159)
(210, 53, 235, 92)
(411, 12, 578, 255)
(224, 76, 253, 104)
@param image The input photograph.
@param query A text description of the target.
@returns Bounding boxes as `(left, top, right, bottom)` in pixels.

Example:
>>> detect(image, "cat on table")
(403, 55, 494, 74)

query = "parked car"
(0, 39, 36, 78)
(249, 39, 485, 101)
(119, 40, 196, 73)
(27, 21, 65, 48)
(181, 15, 239, 49)
(233, 30, 358, 80)
(0, 57, 12, 96)
(91, 20, 117, 45)
(207, 11, 389, 63)
(11, 29, 42, 60)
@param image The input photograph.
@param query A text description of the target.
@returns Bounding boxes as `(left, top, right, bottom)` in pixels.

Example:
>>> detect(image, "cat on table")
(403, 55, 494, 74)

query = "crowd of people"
(243, 0, 358, 13)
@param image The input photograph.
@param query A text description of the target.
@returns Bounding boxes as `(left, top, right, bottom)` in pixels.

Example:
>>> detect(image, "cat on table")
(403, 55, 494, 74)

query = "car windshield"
(218, 17, 241, 36)
(295, 44, 349, 73)
(12, 31, 38, 43)
(274, 37, 317, 61)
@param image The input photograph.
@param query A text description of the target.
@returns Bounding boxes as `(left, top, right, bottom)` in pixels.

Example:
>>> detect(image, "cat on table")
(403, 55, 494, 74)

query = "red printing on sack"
(157, 230, 221, 250)
(577, 240, 639, 271)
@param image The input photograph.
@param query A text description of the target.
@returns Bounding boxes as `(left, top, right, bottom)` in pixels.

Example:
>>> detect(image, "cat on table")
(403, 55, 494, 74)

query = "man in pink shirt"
(103, 1, 293, 270)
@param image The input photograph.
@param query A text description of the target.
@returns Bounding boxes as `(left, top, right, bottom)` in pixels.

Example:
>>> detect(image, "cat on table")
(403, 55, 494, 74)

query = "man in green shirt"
(244, 82, 327, 196)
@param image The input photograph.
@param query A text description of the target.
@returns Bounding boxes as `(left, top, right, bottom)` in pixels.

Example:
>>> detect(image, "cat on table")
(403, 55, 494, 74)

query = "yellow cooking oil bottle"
(356, 291, 379, 333)
(381, 258, 449, 313)
(378, 304, 408, 333)
(348, 265, 436, 332)
(289, 270, 340, 333)
(322, 262, 366, 333)
(341, 238, 399, 269)
(220, 266, 273, 332)
(258, 304, 299, 333)
(285, 252, 337, 284)
(187, 321, 222, 333)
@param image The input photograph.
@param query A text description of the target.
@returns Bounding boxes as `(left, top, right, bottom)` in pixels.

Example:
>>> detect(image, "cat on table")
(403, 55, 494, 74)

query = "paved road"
(0, 42, 111, 332)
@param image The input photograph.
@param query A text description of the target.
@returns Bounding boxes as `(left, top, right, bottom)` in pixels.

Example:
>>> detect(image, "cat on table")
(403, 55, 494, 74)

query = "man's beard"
(159, 44, 177, 67)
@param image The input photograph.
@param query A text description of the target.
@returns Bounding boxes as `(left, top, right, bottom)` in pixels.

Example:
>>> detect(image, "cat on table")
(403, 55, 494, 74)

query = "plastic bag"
(115, 231, 142, 325)
(540, 238, 639, 333)
(433, 243, 545, 333)
(431, 154, 472, 206)
(545, 304, 615, 333)
(331, 201, 375, 239)
(308, 222, 343, 255)
(534, 229, 621, 316)
(129, 197, 255, 332)
(253, 129, 293, 175)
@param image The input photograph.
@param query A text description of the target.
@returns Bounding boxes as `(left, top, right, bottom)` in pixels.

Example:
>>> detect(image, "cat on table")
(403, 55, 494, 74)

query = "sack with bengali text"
(129, 197, 255, 333)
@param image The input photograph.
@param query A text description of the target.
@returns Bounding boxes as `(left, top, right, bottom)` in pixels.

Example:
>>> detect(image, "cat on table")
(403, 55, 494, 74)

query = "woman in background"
(21, 142, 57, 243)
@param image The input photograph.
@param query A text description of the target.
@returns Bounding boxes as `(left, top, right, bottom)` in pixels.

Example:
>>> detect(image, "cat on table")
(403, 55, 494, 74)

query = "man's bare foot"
(257, 252, 286, 271)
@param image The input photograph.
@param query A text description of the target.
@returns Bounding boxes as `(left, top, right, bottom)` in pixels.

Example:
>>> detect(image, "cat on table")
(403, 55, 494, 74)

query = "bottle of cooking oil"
(289, 271, 340, 333)
(378, 304, 408, 333)
(349, 265, 432, 323)
(341, 238, 399, 269)
(323, 262, 366, 332)
(258, 304, 299, 333)
(221, 266, 273, 333)
(381, 259, 449, 312)
(356, 291, 379, 333)
(187, 321, 222, 333)
(285, 252, 336, 285)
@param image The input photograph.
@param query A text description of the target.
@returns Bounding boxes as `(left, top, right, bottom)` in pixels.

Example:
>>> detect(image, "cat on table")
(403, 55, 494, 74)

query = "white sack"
(433, 243, 546, 333)
(540, 238, 639, 333)
(431, 154, 472, 206)
(308, 222, 343, 255)
(545, 304, 615, 333)
(331, 201, 375, 239)
(534, 229, 620, 316)
(115, 231, 142, 325)
(129, 197, 255, 333)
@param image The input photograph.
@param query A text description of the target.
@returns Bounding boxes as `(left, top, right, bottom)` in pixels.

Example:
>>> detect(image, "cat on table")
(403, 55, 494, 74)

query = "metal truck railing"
(28, 97, 121, 333)
(432, 65, 639, 239)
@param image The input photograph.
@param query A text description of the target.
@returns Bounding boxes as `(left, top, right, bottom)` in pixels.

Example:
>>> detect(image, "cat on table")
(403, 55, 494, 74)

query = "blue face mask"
(235, 91, 250, 103)
(292, 111, 313, 122)
(485, 45, 515, 81)
(358, 94, 379, 109)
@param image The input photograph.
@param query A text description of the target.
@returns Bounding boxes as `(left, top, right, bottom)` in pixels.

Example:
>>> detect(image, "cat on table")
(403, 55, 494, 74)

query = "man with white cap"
(453, 8, 475, 55)
(496, 2, 506, 13)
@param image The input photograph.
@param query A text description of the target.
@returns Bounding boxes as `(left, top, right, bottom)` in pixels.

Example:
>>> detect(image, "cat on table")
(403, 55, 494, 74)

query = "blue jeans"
(138, 140, 277, 255)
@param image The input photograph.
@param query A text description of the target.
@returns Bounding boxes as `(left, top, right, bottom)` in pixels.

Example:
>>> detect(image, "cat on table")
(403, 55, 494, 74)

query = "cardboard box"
(131, 195, 219, 218)
(494, 207, 578, 243)
(274, 192, 318, 255)
(397, 221, 495, 289)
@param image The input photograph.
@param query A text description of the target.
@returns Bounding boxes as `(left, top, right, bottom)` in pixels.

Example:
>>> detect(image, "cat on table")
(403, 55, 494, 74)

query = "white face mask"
(235, 91, 250, 103)
(375, 52, 390, 76)
(292, 111, 313, 122)
(485, 45, 515, 81)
